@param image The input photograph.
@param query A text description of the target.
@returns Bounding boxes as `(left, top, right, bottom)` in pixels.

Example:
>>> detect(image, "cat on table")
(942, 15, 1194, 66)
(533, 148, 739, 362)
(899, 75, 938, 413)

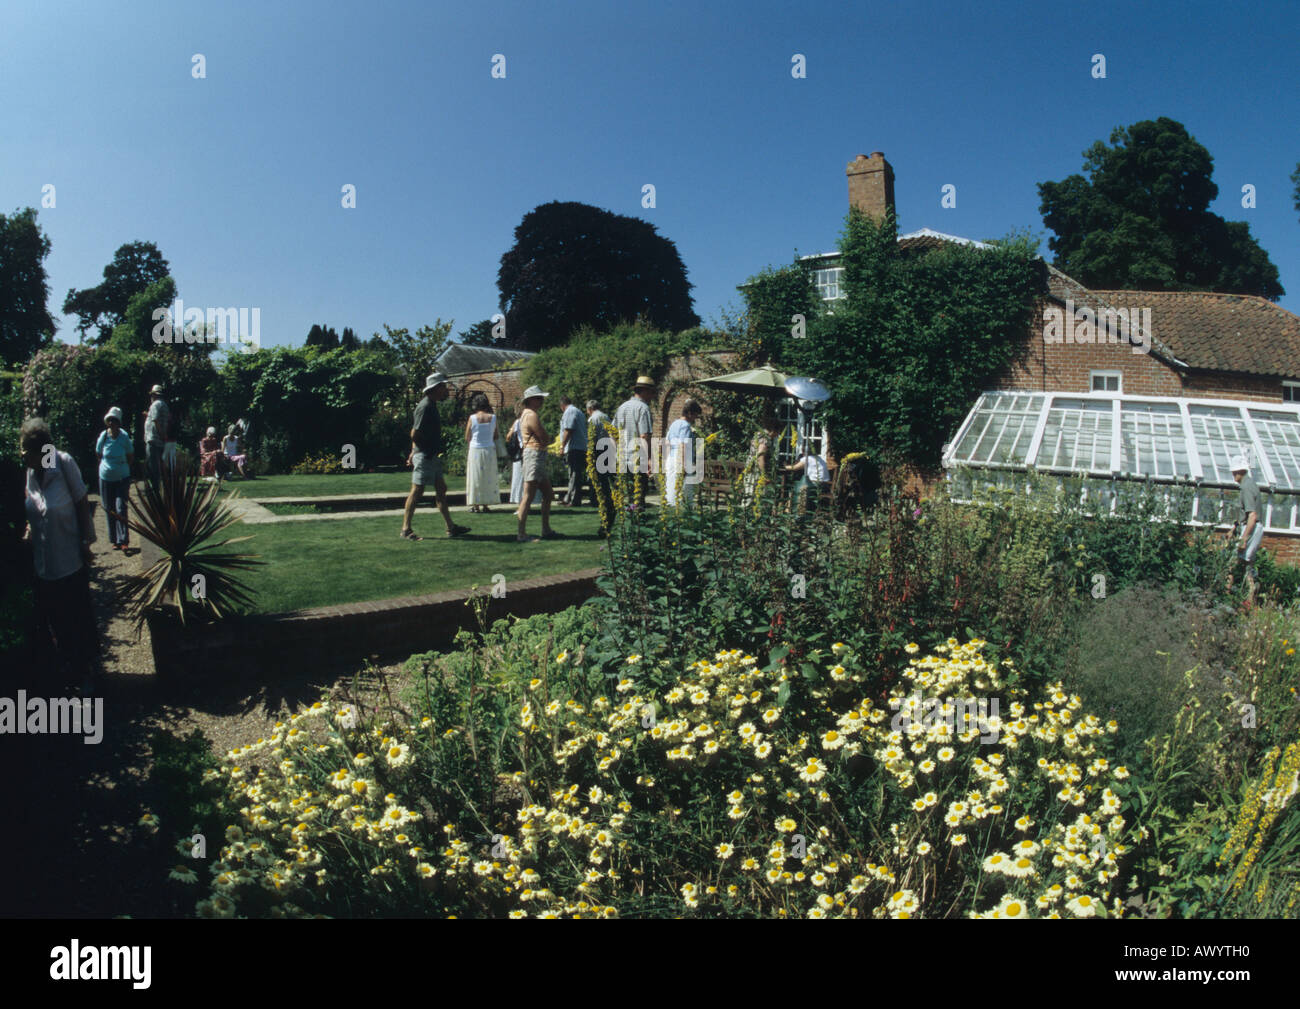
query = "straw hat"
(423, 372, 449, 393)
(634, 375, 656, 389)
(522, 385, 549, 402)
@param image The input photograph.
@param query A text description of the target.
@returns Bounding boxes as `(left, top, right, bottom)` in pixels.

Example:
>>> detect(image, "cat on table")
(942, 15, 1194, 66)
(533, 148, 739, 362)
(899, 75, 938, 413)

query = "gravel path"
(2, 501, 418, 918)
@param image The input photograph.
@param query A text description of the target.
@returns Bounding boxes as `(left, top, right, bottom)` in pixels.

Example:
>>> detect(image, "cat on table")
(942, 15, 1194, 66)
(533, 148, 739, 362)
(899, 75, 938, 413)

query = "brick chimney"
(846, 151, 895, 223)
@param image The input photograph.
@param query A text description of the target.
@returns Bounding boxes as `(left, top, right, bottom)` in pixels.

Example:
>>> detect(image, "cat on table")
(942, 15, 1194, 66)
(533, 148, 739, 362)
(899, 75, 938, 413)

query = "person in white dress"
(508, 415, 525, 504)
(463, 393, 499, 513)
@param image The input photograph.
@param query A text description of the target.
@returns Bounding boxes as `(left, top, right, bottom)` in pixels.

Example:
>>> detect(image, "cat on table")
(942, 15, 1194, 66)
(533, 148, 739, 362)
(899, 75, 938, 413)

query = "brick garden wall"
(153, 569, 601, 679)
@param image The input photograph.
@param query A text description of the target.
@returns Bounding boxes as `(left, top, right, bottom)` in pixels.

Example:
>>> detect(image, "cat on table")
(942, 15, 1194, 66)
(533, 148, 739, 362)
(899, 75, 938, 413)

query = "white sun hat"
(103, 406, 123, 423)
(423, 372, 449, 393)
(1229, 454, 1249, 473)
(522, 385, 549, 401)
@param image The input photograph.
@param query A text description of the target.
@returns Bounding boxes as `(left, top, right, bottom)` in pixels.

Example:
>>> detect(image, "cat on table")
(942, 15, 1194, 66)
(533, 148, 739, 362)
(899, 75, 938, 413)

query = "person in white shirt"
(664, 400, 703, 507)
(613, 376, 655, 509)
(143, 384, 169, 490)
(463, 393, 499, 513)
(784, 428, 832, 513)
(21, 417, 98, 690)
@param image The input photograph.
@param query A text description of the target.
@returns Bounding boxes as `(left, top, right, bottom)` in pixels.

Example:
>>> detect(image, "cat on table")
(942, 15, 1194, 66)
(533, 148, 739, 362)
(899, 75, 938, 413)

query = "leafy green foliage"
(0, 207, 56, 367)
(22, 342, 219, 480)
(520, 320, 710, 434)
(498, 201, 700, 351)
(118, 465, 261, 627)
(772, 210, 1044, 468)
(735, 260, 819, 365)
(1038, 117, 1283, 298)
(63, 240, 171, 342)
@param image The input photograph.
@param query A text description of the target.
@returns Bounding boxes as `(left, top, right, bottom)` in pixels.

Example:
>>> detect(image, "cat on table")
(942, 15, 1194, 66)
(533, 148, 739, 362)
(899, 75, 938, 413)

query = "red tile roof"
(1090, 290, 1300, 379)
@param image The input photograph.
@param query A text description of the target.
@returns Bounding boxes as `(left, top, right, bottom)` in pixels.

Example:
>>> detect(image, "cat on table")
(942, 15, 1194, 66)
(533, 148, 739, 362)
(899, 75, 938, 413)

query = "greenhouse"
(943, 391, 1300, 534)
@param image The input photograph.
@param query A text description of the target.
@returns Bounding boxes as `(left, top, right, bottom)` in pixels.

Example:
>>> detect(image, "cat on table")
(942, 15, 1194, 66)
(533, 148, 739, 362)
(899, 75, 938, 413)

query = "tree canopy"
(748, 210, 1045, 468)
(497, 201, 699, 352)
(63, 240, 172, 342)
(0, 207, 56, 367)
(1038, 118, 1283, 299)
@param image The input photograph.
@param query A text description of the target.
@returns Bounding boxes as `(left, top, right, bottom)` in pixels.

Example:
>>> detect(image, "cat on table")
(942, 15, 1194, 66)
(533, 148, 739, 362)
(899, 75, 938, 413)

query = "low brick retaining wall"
(149, 568, 602, 679)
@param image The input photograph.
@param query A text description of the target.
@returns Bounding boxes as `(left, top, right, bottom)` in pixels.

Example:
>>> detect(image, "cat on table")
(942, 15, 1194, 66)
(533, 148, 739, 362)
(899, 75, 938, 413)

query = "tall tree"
(457, 318, 497, 346)
(1038, 118, 1283, 299)
(375, 321, 453, 413)
(0, 207, 57, 366)
(305, 324, 340, 349)
(63, 240, 171, 341)
(497, 201, 699, 351)
(1292, 160, 1300, 223)
(340, 326, 359, 351)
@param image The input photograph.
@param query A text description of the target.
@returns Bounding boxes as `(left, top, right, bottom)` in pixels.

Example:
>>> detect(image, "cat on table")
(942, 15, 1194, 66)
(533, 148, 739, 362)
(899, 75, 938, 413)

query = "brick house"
(806, 151, 1300, 560)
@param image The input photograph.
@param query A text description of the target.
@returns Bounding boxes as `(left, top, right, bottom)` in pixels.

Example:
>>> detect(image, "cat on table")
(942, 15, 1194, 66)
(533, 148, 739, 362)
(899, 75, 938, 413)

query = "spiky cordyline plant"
(116, 465, 261, 628)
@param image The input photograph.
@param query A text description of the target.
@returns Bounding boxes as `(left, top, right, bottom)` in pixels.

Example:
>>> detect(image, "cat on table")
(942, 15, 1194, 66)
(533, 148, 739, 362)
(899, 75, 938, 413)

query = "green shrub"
(291, 452, 346, 475)
(183, 638, 1141, 918)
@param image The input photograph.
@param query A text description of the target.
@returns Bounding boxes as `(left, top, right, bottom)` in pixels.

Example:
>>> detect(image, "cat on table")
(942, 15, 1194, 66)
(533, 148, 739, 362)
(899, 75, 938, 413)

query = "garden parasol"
(697, 365, 790, 398)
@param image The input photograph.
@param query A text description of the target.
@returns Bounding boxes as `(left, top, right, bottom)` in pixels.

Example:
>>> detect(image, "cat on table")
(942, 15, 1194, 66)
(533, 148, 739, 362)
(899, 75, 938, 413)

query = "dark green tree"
(780, 209, 1044, 468)
(0, 207, 57, 366)
(63, 240, 171, 342)
(736, 260, 819, 366)
(1292, 160, 1299, 223)
(1038, 118, 1283, 299)
(340, 326, 359, 351)
(497, 201, 699, 351)
(305, 324, 339, 349)
(458, 318, 498, 346)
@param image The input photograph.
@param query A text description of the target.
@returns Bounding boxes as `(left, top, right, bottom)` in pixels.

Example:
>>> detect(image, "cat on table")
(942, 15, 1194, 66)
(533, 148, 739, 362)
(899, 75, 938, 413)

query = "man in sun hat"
(143, 384, 169, 491)
(515, 385, 558, 542)
(1230, 453, 1263, 601)
(400, 372, 468, 541)
(614, 375, 656, 509)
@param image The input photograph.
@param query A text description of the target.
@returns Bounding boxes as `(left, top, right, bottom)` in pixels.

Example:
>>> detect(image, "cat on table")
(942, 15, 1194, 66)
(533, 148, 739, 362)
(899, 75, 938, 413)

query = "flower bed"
(176, 637, 1143, 918)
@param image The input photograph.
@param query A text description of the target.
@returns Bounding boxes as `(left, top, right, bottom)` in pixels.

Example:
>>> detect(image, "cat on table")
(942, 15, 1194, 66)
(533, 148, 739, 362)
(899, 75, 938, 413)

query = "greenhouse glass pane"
(1248, 410, 1300, 491)
(1264, 492, 1297, 531)
(1188, 404, 1251, 483)
(1034, 398, 1114, 472)
(951, 394, 1043, 465)
(1120, 401, 1191, 479)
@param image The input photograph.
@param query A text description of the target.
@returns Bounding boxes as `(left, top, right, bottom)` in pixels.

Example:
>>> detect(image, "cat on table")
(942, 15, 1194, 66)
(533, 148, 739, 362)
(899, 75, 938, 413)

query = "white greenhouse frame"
(942, 391, 1300, 534)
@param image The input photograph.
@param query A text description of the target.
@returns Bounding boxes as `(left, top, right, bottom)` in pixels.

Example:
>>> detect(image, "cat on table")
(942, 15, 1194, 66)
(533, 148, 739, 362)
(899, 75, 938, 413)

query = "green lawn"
(225, 472, 468, 498)
(232, 507, 604, 613)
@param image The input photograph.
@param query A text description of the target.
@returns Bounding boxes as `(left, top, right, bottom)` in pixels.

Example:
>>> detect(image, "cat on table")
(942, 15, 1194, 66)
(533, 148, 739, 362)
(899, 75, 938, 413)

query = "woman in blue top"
(95, 406, 135, 550)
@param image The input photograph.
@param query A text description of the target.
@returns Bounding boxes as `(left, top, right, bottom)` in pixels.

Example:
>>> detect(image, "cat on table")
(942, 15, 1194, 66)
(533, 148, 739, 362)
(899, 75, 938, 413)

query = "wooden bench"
(700, 459, 745, 504)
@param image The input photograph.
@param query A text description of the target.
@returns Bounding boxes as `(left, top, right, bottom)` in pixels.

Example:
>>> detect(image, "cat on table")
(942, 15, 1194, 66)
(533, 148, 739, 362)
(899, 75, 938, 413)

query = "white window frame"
(1283, 381, 1300, 403)
(1090, 370, 1122, 393)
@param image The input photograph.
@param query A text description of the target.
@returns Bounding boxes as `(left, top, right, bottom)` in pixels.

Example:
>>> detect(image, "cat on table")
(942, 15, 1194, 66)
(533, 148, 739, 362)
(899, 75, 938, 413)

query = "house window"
(813, 267, 844, 301)
(1283, 381, 1300, 403)
(1091, 371, 1121, 393)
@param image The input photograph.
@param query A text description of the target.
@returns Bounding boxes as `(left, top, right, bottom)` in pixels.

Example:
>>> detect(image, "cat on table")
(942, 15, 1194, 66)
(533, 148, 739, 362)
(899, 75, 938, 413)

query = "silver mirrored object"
(784, 376, 830, 406)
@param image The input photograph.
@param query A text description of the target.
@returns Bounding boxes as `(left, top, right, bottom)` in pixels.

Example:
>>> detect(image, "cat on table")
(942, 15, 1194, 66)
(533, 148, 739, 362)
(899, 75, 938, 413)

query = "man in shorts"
(515, 385, 558, 542)
(401, 372, 469, 541)
(1230, 454, 1263, 602)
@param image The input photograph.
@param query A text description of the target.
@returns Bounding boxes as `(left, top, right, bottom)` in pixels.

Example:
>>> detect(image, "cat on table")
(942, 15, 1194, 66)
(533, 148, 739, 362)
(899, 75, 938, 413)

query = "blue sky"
(4, 0, 1298, 351)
